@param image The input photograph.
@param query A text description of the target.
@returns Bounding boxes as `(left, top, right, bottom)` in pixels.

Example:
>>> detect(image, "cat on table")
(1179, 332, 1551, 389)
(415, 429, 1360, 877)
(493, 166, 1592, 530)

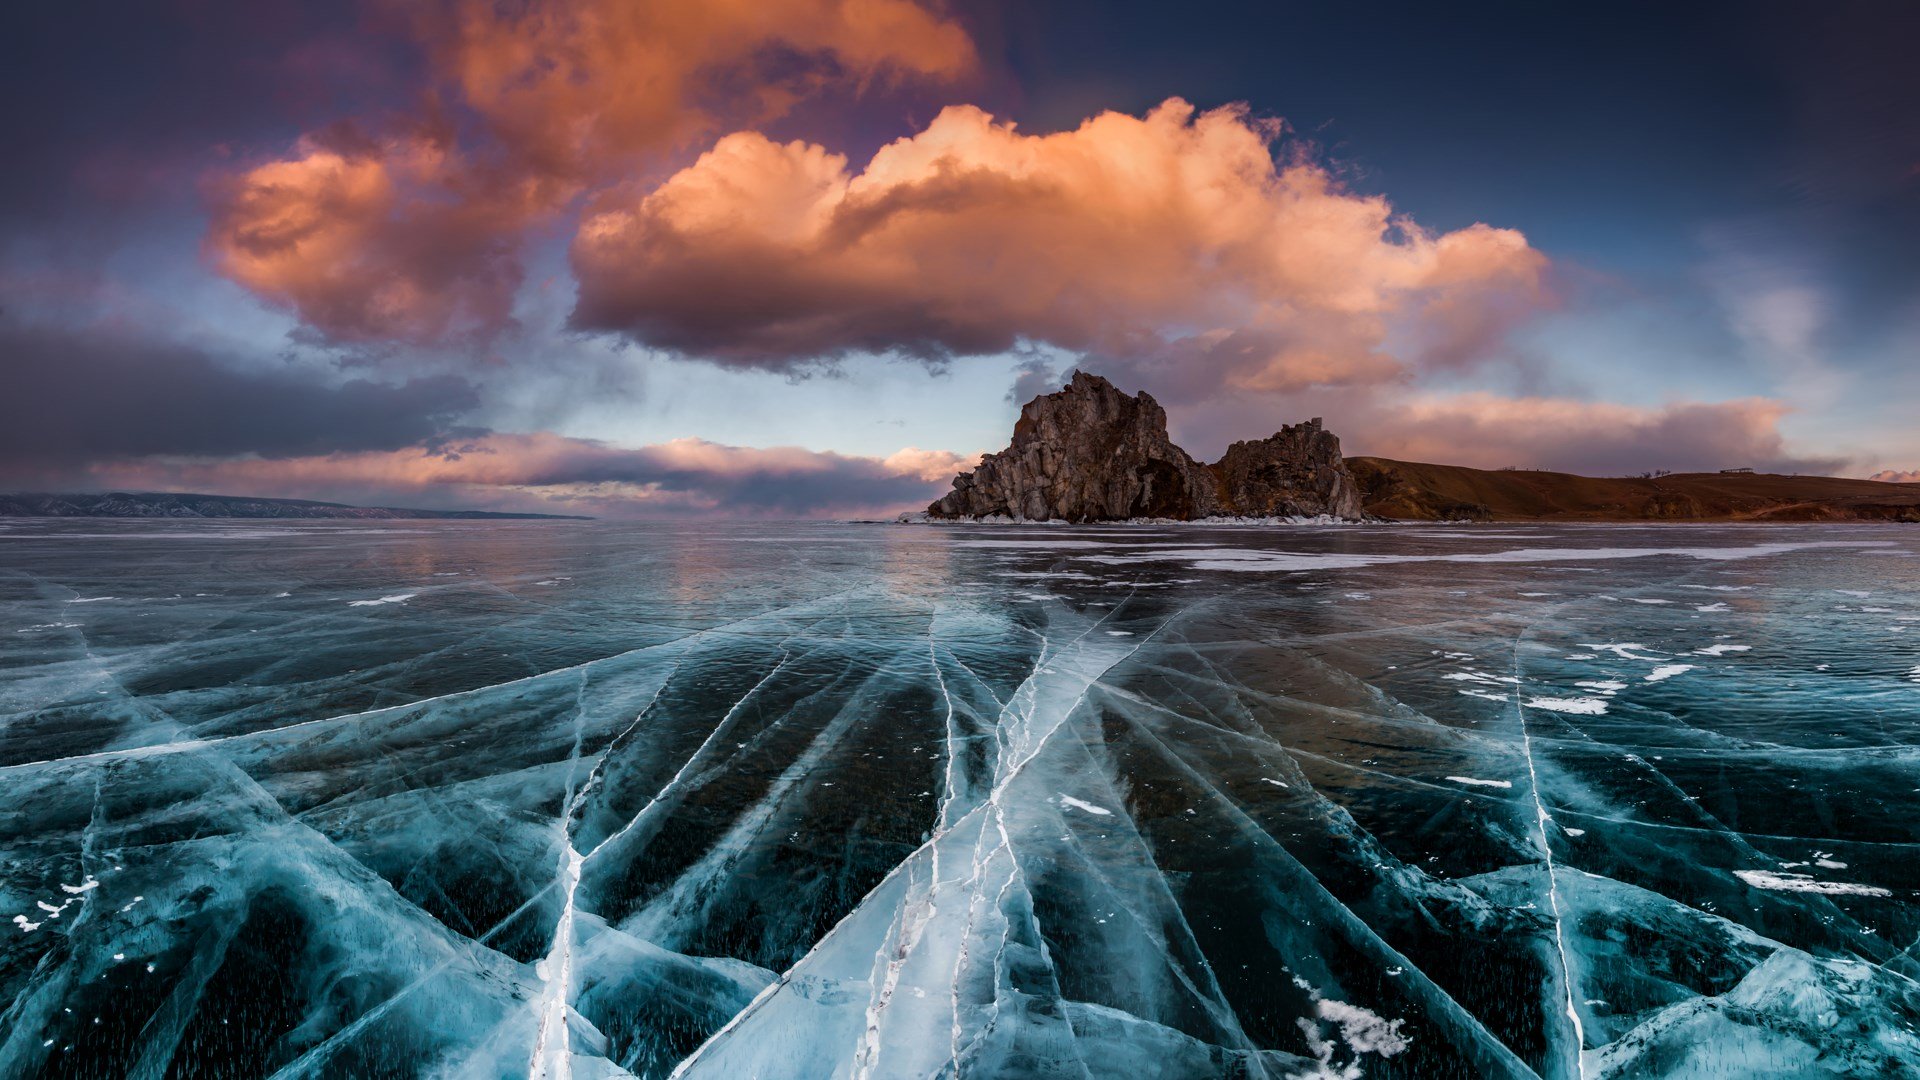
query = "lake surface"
(3, 518, 1919, 1078)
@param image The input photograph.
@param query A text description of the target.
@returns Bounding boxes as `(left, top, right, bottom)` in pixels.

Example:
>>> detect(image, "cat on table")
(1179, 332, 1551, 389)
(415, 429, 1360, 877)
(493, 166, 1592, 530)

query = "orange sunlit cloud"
(572, 98, 1550, 386)
(206, 0, 977, 345)
(205, 134, 544, 344)
(412, 0, 977, 181)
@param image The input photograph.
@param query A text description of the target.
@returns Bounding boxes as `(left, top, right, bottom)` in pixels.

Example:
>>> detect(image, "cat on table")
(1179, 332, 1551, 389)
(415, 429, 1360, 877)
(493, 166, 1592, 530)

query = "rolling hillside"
(1349, 458, 1920, 522)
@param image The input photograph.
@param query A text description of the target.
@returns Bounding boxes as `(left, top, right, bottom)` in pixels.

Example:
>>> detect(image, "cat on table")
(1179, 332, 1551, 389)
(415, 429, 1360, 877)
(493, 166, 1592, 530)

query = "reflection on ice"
(1, 518, 1918, 1078)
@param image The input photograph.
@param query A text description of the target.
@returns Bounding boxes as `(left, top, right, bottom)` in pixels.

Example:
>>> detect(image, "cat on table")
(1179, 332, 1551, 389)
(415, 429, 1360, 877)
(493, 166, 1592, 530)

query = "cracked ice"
(2, 518, 1918, 1078)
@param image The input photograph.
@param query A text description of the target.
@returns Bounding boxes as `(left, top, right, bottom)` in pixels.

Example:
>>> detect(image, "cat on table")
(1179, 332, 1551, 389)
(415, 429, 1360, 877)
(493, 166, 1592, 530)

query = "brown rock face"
(928, 372, 1219, 521)
(927, 372, 1363, 522)
(1210, 419, 1364, 520)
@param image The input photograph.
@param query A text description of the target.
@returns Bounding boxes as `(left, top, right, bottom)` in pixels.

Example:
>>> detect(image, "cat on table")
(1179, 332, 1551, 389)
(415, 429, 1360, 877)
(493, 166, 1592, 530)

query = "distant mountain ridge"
(0, 492, 589, 520)
(1351, 458, 1920, 522)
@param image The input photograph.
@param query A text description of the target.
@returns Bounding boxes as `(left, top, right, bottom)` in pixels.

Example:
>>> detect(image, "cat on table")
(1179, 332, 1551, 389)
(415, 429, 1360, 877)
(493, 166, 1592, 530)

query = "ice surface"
(2, 518, 1918, 1078)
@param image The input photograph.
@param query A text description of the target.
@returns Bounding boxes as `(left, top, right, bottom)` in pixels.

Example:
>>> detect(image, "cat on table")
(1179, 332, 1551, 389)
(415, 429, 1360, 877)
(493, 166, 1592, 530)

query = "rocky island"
(927, 372, 1363, 522)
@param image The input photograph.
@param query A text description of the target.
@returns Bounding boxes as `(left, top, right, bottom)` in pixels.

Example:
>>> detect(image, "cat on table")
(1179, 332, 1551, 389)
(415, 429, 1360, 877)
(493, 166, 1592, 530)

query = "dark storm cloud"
(0, 322, 479, 477)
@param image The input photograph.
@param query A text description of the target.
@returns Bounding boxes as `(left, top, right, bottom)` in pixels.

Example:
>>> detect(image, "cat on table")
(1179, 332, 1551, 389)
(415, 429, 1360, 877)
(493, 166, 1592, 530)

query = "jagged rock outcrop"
(928, 372, 1220, 521)
(1211, 420, 1364, 520)
(927, 372, 1363, 522)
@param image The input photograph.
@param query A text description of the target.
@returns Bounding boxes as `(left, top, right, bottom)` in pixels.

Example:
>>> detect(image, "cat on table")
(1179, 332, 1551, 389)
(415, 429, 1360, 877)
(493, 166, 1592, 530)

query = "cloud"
(0, 321, 478, 485)
(881, 446, 979, 482)
(81, 433, 972, 517)
(1869, 469, 1920, 483)
(405, 0, 977, 182)
(1349, 392, 1846, 476)
(205, 0, 976, 346)
(205, 132, 538, 345)
(571, 98, 1550, 388)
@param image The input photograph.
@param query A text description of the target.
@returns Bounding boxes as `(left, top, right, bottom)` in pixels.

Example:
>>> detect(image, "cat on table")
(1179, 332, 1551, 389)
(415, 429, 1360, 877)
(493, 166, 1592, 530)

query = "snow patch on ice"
(348, 593, 416, 607)
(1734, 869, 1890, 897)
(1645, 664, 1695, 683)
(1315, 998, 1410, 1056)
(1579, 642, 1665, 662)
(1445, 776, 1513, 789)
(1525, 696, 1610, 715)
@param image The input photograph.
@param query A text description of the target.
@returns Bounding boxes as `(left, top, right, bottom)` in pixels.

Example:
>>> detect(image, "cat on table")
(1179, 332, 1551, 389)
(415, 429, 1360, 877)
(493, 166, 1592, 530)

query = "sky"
(5, 0, 1918, 515)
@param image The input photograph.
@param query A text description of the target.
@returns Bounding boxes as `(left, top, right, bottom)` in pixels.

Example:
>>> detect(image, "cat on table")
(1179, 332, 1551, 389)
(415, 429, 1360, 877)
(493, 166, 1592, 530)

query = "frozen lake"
(3, 518, 1919, 1078)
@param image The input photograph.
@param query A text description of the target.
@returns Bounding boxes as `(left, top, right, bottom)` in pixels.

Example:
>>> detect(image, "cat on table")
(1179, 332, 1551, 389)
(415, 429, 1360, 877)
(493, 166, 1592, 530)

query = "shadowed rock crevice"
(928, 372, 1363, 522)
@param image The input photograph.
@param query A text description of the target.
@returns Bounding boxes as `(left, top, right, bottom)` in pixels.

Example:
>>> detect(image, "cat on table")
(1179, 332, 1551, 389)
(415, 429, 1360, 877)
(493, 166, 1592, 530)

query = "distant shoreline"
(0, 492, 590, 521)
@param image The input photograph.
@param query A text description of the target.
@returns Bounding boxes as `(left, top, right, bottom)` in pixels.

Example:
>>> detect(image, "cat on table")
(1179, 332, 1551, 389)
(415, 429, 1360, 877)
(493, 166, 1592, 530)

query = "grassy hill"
(1349, 458, 1920, 522)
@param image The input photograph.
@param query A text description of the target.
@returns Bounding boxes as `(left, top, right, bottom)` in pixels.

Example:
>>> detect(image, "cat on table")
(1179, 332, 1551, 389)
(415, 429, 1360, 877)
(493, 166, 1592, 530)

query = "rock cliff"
(1211, 420, 1365, 520)
(928, 372, 1220, 521)
(927, 372, 1363, 522)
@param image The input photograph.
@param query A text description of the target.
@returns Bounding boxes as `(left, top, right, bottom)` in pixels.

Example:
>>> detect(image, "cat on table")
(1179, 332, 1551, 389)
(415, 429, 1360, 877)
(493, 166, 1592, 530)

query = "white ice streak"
(347, 593, 416, 607)
(1734, 869, 1891, 897)
(1075, 539, 1894, 574)
(1058, 795, 1113, 816)
(1445, 776, 1514, 789)
(1517, 668, 1589, 1077)
(528, 844, 584, 1080)
(1458, 688, 1509, 702)
(676, 614, 1161, 1079)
